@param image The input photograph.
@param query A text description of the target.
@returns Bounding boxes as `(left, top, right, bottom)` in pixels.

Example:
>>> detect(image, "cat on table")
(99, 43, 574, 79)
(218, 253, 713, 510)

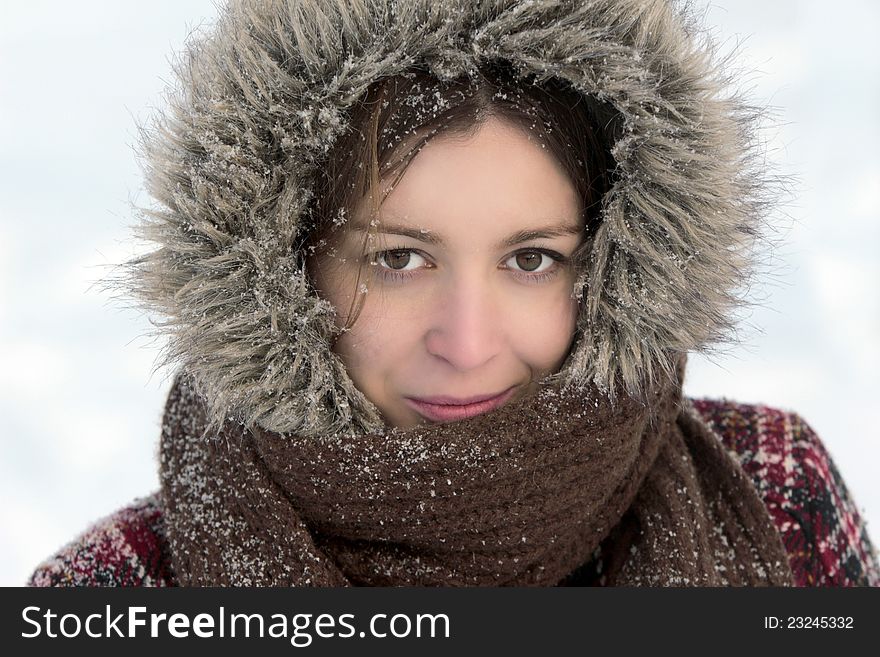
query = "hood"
(124, 0, 770, 438)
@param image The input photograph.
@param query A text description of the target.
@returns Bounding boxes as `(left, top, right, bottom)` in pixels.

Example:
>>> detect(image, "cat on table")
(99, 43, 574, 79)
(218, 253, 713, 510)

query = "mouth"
(405, 386, 518, 423)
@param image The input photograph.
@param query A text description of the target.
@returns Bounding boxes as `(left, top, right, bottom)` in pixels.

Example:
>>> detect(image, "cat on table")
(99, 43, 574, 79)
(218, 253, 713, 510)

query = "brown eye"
(504, 250, 563, 279)
(375, 249, 427, 272)
(384, 250, 411, 270)
(514, 251, 543, 272)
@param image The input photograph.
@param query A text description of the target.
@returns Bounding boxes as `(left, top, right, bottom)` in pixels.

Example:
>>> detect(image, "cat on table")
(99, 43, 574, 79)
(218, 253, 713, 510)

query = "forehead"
(356, 118, 583, 243)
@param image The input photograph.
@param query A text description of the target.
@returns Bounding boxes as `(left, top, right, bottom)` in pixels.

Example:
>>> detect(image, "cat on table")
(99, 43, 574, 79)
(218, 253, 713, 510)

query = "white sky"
(1, 0, 877, 585)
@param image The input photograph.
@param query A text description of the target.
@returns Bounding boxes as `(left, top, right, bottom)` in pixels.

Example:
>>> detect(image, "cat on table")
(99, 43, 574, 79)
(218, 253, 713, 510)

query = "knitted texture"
(30, 399, 877, 587)
(156, 362, 795, 587)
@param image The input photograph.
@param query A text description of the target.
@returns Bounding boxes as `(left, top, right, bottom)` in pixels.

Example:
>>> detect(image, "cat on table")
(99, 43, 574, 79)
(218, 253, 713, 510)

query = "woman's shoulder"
(28, 492, 176, 587)
(689, 397, 880, 587)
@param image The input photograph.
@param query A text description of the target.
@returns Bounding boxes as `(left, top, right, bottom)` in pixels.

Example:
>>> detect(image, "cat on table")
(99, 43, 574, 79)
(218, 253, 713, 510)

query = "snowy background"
(1, 0, 877, 585)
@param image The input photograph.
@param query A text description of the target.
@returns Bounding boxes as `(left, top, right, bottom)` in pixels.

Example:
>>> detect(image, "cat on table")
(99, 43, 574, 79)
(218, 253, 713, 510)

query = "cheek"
(335, 319, 384, 371)
(510, 286, 579, 366)
(310, 255, 380, 383)
(331, 325, 382, 410)
(330, 295, 412, 391)
(310, 256, 350, 323)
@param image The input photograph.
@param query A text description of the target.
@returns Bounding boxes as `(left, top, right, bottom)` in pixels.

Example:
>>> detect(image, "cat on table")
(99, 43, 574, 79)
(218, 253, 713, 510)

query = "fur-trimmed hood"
(125, 0, 769, 438)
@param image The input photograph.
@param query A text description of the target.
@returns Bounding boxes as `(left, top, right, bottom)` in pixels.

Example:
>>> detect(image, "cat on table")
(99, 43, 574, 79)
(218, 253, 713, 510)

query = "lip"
(405, 386, 518, 422)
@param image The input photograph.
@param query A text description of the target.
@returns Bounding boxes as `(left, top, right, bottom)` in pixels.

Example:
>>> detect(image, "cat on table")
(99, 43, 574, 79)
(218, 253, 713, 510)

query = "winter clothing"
(29, 398, 879, 586)
(26, 0, 880, 586)
(157, 360, 794, 586)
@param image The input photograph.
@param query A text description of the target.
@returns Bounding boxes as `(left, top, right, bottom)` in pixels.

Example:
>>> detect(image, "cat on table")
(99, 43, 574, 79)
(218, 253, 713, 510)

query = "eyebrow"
(352, 221, 582, 249)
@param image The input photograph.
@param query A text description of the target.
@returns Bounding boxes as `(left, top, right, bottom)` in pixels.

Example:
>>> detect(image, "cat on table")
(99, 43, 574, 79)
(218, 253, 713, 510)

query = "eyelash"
(367, 246, 570, 285)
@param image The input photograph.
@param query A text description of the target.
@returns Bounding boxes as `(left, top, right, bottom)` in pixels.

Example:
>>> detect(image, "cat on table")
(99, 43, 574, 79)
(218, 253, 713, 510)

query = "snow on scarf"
(159, 356, 794, 586)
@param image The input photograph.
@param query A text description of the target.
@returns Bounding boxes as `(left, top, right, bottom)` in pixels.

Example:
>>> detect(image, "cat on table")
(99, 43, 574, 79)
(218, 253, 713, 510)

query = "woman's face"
(311, 116, 583, 429)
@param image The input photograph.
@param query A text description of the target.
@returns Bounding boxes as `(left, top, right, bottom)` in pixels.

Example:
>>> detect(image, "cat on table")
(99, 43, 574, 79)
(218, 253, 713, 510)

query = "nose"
(423, 276, 503, 371)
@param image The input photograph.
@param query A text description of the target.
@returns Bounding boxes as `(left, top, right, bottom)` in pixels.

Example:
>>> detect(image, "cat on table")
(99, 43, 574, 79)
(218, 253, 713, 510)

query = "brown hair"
(305, 60, 620, 330)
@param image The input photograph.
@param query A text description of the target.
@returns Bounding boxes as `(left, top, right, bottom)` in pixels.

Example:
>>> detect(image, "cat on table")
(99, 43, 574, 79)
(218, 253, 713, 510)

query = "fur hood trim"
(124, 0, 769, 437)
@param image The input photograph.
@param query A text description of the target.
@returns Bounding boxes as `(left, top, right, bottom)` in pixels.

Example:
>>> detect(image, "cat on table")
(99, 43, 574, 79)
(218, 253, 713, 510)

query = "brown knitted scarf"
(159, 366, 794, 586)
